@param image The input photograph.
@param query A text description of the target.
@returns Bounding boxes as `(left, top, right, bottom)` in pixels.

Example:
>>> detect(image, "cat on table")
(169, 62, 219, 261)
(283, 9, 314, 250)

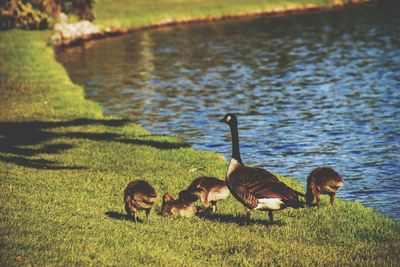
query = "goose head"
(220, 113, 238, 126)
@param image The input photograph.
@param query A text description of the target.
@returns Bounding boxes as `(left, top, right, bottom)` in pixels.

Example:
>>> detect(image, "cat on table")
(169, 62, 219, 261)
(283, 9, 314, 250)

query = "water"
(57, 2, 400, 219)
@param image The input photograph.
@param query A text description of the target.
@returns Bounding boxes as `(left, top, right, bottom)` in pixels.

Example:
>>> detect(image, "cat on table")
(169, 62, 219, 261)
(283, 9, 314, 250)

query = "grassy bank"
(1, 1, 400, 265)
(93, 0, 368, 29)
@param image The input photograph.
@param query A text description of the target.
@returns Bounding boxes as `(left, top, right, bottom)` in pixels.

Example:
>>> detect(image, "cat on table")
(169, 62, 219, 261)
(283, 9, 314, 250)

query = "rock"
(52, 20, 102, 47)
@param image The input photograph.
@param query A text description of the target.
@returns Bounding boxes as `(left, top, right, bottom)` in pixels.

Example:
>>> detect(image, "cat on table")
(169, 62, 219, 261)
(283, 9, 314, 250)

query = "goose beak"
(219, 118, 226, 123)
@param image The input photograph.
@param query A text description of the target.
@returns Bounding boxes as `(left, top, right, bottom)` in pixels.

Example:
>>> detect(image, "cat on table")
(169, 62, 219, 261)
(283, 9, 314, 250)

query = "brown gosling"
(306, 167, 344, 208)
(161, 192, 196, 218)
(180, 176, 230, 213)
(220, 113, 304, 224)
(124, 180, 157, 223)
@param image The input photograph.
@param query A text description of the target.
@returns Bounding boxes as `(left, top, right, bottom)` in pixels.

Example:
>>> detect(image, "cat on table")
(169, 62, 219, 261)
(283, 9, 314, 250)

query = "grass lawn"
(93, 0, 362, 29)
(1, 1, 399, 265)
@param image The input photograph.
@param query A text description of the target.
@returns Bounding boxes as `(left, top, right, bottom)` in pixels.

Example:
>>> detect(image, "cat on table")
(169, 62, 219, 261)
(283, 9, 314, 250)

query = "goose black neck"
(229, 121, 243, 164)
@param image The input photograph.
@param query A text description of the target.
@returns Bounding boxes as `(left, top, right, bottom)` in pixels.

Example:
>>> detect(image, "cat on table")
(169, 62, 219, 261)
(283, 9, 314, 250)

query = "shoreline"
(52, 0, 373, 49)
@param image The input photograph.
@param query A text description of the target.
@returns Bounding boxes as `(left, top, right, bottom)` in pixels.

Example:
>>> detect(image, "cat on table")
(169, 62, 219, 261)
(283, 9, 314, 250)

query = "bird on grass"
(124, 179, 157, 223)
(161, 192, 197, 218)
(179, 176, 230, 214)
(306, 166, 344, 208)
(220, 113, 304, 224)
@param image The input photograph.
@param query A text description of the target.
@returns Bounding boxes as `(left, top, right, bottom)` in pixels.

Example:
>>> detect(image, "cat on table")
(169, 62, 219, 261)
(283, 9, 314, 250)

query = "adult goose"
(220, 113, 304, 223)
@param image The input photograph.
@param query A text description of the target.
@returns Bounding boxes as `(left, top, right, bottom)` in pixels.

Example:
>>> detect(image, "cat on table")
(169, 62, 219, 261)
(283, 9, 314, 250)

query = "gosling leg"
(132, 210, 137, 223)
(145, 208, 151, 223)
(199, 200, 212, 214)
(316, 194, 321, 208)
(330, 193, 336, 206)
(211, 201, 217, 213)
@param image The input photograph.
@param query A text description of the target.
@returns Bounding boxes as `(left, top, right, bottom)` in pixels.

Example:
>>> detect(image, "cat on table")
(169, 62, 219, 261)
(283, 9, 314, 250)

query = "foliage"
(0, 0, 94, 30)
(0, 0, 48, 30)
(0, 30, 399, 266)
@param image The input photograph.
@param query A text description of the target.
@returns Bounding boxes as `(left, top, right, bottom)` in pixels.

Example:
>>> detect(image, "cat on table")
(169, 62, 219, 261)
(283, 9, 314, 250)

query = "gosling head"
(220, 113, 237, 126)
(326, 175, 344, 191)
(178, 189, 199, 203)
(162, 192, 175, 203)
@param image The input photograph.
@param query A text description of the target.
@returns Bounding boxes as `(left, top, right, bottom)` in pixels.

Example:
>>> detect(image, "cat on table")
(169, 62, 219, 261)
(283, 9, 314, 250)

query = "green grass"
(93, 0, 353, 29)
(0, 31, 103, 121)
(1, 1, 400, 265)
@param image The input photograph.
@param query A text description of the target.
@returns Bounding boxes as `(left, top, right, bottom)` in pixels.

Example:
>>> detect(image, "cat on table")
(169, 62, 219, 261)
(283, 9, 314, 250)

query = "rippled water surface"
(57, 2, 400, 219)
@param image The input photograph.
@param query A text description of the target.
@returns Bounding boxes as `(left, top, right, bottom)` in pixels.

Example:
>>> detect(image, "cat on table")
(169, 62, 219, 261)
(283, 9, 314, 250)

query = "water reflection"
(57, 2, 400, 219)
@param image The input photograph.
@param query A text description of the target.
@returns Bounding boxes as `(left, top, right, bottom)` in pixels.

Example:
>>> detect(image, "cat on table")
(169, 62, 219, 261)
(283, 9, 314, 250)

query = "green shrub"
(0, 0, 48, 30)
(0, 0, 94, 30)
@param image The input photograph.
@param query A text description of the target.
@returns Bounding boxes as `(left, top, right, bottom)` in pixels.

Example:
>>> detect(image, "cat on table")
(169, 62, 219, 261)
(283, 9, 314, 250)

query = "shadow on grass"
(0, 118, 190, 170)
(105, 211, 147, 223)
(121, 138, 190, 150)
(198, 212, 284, 226)
(105, 211, 129, 221)
(0, 155, 86, 170)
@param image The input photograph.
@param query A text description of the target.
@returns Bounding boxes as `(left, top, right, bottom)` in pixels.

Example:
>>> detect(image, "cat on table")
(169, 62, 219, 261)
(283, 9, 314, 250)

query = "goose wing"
(229, 166, 303, 209)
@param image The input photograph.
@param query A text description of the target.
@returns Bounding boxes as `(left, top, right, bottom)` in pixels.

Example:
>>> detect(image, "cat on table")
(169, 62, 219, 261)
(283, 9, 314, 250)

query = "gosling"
(306, 167, 344, 208)
(124, 180, 157, 223)
(180, 176, 230, 213)
(161, 192, 196, 218)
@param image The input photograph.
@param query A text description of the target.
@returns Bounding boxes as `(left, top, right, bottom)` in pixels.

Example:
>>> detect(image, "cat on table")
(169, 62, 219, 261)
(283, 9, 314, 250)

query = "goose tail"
(294, 189, 306, 198)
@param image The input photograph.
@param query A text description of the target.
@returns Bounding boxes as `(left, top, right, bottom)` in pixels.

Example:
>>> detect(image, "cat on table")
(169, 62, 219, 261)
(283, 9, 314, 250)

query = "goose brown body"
(220, 113, 304, 223)
(227, 162, 304, 210)
(181, 176, 230, 213)
(161, 192, 196, 217)
(124, 180, 157, 223)
(306, 167, 344, 208)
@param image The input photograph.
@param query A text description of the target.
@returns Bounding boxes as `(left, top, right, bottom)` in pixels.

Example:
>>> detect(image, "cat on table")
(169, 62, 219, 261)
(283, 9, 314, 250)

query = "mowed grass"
(93, 0, 354, 29)
(1, 15, 400, 267)
(0, 31, 103, 121)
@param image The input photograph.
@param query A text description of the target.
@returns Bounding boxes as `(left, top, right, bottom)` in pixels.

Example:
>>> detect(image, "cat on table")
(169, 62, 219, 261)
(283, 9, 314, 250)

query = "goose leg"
(245, 208, 252, 224)
(268, 211, 273, 223)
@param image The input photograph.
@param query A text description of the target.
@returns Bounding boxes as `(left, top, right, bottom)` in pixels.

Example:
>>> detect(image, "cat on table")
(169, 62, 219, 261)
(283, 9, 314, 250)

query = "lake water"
(57, 1, 400, 219)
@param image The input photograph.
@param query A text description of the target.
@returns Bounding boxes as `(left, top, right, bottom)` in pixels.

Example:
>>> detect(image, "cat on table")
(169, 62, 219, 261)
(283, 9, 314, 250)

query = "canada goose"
(220, 113, 304, 223)
(161, 192, 197, 218)
(180, 176, 230, 213)
(306, 167, 344, 208)
(124, 180, 157, 223)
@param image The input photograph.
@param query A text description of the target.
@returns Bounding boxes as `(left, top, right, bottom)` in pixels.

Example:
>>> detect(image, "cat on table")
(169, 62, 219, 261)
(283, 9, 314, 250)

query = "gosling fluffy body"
(124, 180, 157, 223)
(181, 176, 230, 213)
(306, 167, 344, 207)
(161, 192, 197, 218)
